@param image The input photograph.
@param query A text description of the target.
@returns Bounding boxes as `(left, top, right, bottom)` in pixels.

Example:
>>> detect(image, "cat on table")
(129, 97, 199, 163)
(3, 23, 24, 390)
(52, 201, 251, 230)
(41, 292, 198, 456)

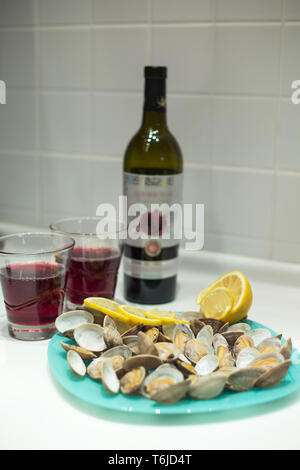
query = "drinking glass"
(0, 232, 74, 340)
(50, 217, 125, 310)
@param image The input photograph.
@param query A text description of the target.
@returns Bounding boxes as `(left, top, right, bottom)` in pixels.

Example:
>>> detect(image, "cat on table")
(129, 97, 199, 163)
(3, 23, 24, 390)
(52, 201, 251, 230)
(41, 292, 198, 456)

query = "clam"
(173, 324, 194, 352)
(184, 339, 207, 363)
(188, 372, 227, 400)
(175, 359, 197, 377)
(193, 318, 224, 335)
(103, 325, 123, 349)
(141, 363, 184, 398)
(101, 344, 132, 360)
(162, 323, 176, 341)
(195, 354, 219, 376)
(55, 310, 94, 337)
(150, 379, 191, 404)
(218, 366, 238, 376)
(144, 327, 160, 343)
(280, 338, 292, 360)
(256, 337, 282, 355)
(122, 335, 140, 354)
(120, 367, 146, 394)
(123, 354, 162, 372)
(233, 335, 255, 356)
(248, 328, 272, 347)
(67, 350, 86, 377)
(254, 360, 291, 388)
(73, 323, 106, 353)
(101, 360, 120, 394)
(236, 347, 259, 369)
(81, 305, 105, 325)
(179, 311, 204, 322)
(196, 325, 213, 347)
(155, 342, 181, 362)
(226, 367, 265, 391)
(103, 315, 117, 329)
(221, 330, 244, 348)
(87, 356, 105, 379)
(249, 352, 284, 371)
(137, 331, 158, 356)
(60, 341, 97, 360)
(227, 322, 251, 333)
(213, 334, 235, 368)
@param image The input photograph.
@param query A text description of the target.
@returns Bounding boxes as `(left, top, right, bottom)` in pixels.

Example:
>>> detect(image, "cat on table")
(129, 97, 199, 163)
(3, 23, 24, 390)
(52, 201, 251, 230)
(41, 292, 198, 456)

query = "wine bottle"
(123, 66, 183, 304)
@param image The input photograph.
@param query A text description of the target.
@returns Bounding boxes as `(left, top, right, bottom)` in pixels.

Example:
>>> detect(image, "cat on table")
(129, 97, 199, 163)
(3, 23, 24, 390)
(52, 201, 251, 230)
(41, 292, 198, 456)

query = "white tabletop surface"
(1, 249, 300, 450)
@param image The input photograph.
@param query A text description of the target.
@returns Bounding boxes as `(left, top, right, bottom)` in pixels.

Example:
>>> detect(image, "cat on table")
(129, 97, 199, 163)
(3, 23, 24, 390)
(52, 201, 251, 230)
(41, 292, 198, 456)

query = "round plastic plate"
(48, 319, 300, 415)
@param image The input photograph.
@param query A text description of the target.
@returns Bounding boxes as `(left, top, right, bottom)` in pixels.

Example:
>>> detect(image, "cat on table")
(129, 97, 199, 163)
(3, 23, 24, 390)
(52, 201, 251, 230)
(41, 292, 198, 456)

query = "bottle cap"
(144, 66, 167, 79)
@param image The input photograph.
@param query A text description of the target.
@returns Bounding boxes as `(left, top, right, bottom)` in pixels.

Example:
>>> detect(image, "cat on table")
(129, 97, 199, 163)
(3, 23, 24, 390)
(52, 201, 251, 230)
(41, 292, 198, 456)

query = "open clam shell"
(73, 323, 106, 353)
(141, 363, 184, 399)
(60, 341, 97, 360)
(123, 354, 163, 372)
(226, 366, 265, 391)
(67, 350, 86, 377)
(122, 335, 140, 354)
(233, 335, 255, 356)
(120, 367, 146, 394)
(150, 379, 191, 404)
(173, 323, 195, 352)
(249, 351, 284, 371)
(196, 325, 213, 346)
(227, 322, 251, 333)
(155, 342, 181, 362)
(101, 360, 120, 394)
(55, 310, 94, 336)
(188, 372, 227, 400)
(248, 328, 272, 347)
(195, 354, 219, 376)
(103, 325, 123, 349)
(254, 360, 291, 388)
(256, 337, 282, 355)
(236, 347, 259, 369)
(137, 331, 158, 356)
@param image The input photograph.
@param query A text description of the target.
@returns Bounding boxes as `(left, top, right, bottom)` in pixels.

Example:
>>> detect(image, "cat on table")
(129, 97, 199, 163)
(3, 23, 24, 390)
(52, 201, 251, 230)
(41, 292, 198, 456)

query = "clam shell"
(141, 363, 184, 398)
(173, 324, 194, 352)
(280, 338, 292, 360)
(227, 322, 250, 333)
(233, 335, 255, 356)
(236, 347, 260, 369)
(103, 325, 123, 349)
(196, 325, 213, 346)
(67, 350, 86, 377)
(195, 354, 219, 376)
(120, 367, 146, 394)
(221, 330, 244, 348)
(101, 360, 120, 394)
(175, 359, 197, 377)
(256, 337, 282, 354)
(55, 310, 94, 334)
(144, 327, 160, 343)
(137, 331, 158, 356)
(101, 345, 133, 360)
(226, 366, 265, 391)
(122, 335, 140, 354)
(248, 328, 272, 347)
(73, 323, 106, 353)
(188, 372, 227, 400)
(123, 354, 162, 372)
(249, 351, 284, 371)
(155, 342, 181, 362)
(60, 341, 97, 360)
(184, 339, 207, 363)
(150, 379, 191, 404)
(87, 356, 105, 379)
(254, 360, 291, 388)
(194, 318, 224, 335)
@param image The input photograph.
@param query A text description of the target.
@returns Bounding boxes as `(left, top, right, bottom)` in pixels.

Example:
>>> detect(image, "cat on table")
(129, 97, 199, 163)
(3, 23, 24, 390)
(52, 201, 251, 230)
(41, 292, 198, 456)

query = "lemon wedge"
(84, 297, 129, 324)
(117, 305, 162, 326)
(196, 271, 253, 324)
(199, 287, 234, 321)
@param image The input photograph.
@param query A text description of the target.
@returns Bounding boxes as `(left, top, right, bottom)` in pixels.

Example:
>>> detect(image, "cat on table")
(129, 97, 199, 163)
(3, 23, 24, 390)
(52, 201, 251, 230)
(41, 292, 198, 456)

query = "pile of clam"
(55, 309, 293, 404)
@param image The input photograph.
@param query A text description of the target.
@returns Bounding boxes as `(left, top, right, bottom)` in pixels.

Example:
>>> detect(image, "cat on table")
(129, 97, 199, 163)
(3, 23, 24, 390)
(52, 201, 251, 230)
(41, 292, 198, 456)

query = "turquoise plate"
(48, 319, 300, 415)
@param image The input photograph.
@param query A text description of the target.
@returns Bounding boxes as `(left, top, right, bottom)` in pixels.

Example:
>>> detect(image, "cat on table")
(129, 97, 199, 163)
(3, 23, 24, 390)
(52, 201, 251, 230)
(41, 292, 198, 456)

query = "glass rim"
(50, 216, 127, 237)
(0, 231, 75, 256)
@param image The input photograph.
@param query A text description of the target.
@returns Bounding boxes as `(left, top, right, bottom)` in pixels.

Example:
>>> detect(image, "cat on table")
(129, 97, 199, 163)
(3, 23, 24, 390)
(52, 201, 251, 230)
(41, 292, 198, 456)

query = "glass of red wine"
(50, 217, 125, 310)
(0, 232, 74, 340)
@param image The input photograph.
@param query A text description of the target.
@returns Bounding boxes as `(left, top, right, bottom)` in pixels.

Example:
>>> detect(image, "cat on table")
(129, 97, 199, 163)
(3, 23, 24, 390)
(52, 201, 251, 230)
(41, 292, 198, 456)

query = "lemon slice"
(117, 305, 161, 326)
(195, 271, 253, 324)
(84, 297, 129, 324)
(199, 287, 234, 320)
(145, 308, 176, 324)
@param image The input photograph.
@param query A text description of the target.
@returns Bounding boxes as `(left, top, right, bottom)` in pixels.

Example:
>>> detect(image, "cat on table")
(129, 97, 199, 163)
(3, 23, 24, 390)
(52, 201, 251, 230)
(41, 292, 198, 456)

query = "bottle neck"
(142, 77, 167, 129)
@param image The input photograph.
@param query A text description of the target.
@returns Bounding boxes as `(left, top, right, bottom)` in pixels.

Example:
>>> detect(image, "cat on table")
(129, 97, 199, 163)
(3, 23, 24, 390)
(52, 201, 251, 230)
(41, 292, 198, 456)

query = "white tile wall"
(1, 0, 300, 265)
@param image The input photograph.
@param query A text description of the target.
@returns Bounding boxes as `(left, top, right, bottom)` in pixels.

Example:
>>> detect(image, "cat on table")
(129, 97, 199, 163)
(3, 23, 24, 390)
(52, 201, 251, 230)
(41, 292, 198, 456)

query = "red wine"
(0, 263, 66, 326)
(66, 247, 122, 306)
(123, 66, 183, 304)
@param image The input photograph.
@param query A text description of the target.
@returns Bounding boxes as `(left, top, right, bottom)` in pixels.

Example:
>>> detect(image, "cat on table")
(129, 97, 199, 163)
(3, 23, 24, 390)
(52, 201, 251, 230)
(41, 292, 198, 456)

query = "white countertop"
(1, 249, 300, 450)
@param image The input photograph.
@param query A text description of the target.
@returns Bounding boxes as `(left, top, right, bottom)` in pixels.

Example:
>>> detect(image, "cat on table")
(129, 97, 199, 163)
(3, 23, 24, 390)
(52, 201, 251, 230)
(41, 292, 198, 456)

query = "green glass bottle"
(123, 66, 183, 304)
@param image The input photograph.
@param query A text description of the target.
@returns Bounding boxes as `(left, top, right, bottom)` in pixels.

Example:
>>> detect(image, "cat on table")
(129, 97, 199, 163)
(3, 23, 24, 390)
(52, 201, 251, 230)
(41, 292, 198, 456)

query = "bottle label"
(123, 172, 182, 280)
